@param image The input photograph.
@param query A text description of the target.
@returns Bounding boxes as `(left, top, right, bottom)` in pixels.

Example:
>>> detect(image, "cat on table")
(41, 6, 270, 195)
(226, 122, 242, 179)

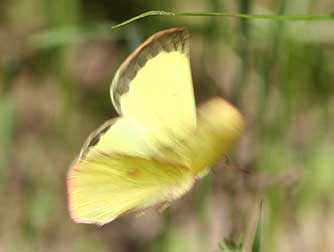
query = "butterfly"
(67, 28, 244, 225)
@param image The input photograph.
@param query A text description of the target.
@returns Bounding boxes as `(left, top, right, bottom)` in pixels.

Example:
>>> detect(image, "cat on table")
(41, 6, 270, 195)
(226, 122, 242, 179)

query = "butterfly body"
(67, 28, 244, 225)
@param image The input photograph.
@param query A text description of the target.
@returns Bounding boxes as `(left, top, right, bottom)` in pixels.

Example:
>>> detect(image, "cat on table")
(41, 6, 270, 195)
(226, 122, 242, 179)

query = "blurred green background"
(0, 0, 333, 251)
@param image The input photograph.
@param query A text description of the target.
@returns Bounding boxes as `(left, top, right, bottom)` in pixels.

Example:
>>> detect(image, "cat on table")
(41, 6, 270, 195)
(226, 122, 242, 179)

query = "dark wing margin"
(110, 27, 189, 114)
(78, 119, 117, 160)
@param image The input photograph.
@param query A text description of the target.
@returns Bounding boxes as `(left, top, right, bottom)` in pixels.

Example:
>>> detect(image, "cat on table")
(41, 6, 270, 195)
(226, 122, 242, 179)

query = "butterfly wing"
(68, 117, 194, 225)
(110, 28, 196, 147)
(68, 28, 198, 224)
(68, 152, 194, 225)
(67, 99, 244, 225)
(67, 28, 244, 225)
(157, 98, 245, 174)
(78, 118, 154, 160)
(187, 98, 245, 173)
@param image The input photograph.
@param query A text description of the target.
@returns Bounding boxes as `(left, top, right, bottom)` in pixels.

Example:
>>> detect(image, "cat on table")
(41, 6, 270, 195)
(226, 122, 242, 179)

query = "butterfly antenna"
(215, 161, 251, 175)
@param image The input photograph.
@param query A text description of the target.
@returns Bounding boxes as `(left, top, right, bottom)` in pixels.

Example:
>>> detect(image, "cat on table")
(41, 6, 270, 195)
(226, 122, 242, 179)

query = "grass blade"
(112, 10, 334, 29)
(252, 200, 264, 252)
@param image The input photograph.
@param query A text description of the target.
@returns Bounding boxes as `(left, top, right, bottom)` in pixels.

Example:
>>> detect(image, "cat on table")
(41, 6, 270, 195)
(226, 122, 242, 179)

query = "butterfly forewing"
(110, 28, 196, 148)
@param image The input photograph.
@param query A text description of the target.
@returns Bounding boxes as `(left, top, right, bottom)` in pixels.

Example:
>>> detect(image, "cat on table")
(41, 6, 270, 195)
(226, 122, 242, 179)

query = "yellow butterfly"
(67, 28, 244, 225)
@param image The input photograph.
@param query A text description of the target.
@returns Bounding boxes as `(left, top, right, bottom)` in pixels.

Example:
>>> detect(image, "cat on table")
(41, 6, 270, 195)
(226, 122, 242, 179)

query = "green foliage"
(0, 96, 15, 185)
(251, 201, 263, 252)
(219, 238, 244, 252)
